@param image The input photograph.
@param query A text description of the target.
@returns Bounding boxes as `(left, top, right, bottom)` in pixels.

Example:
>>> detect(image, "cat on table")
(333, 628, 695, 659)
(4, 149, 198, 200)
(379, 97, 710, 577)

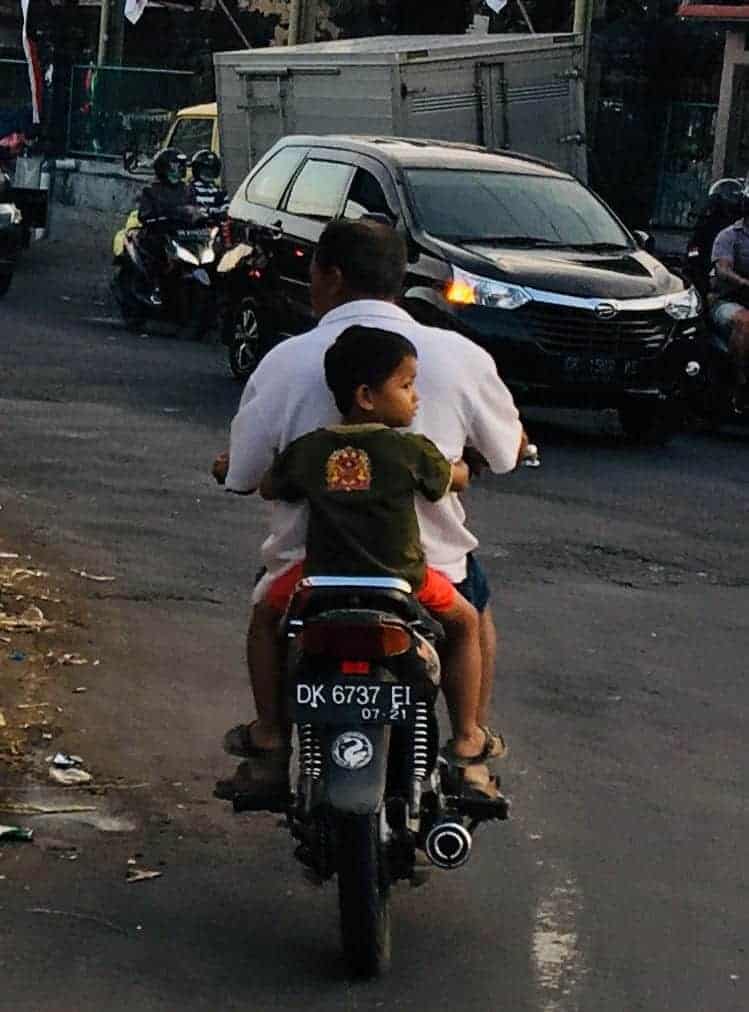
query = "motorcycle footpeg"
(456, 792, 511, 823)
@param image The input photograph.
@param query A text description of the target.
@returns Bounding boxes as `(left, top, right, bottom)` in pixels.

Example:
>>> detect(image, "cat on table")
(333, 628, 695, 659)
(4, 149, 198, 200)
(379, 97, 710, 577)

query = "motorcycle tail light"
(221, 219, 234, 246)
(341, 661, 370, 675)
(302, 622, 411, 658)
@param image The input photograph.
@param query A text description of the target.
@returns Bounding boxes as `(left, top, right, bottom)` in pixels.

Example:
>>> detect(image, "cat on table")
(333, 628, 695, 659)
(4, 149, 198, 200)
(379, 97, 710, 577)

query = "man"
(710, 186, 749, 411)
(213, 219, 524, 801)
(137, 147, 202, 306)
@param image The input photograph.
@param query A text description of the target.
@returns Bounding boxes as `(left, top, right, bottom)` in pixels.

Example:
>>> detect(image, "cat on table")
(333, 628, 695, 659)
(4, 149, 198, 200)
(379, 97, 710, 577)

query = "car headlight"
(174, 243, 199, 266)
(665, 286, 701, 320)
(0, 203, 22, 226)
(445, 265, 531, 310)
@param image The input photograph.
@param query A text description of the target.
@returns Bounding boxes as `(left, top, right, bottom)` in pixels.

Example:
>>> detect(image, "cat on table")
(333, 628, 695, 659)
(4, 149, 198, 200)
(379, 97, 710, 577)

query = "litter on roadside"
(48, 752, 84, 768)
(70, 569, 116, 582)
(0, 605, 49, 632)
(72, 686, 87, 693)
(0, 803, 97, 815)
(126, 868, 163, 883)
(0, 552, 19, 559)
(0, 710, 6, 727)
(9, 651, 26, 661)
(0, 825, 33, 842)
(10, 568, 48, 580)
(49, 766, 93, 786)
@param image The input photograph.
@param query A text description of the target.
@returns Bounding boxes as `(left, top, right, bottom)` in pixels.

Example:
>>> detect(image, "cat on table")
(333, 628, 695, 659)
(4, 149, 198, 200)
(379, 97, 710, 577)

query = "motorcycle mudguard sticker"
(320, 725, 390, 815)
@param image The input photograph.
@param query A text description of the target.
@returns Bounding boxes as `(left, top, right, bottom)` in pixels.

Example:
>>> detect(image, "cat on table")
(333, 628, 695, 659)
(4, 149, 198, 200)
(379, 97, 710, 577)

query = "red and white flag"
(20, 0, 42, 124)
(124, 0, 148, 25)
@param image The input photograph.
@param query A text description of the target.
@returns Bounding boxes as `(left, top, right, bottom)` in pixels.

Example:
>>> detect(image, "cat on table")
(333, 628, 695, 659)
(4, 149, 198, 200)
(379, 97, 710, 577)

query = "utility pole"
(97, 0, 124, 65)
(288, 0, 316, 45)
(573, 0, 593, 76)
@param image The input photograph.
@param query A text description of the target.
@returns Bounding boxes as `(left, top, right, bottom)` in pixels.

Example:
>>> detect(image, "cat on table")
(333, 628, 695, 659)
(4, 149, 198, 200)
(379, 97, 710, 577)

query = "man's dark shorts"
(253, 551, 491, 612)
(454, 553, 491, 613)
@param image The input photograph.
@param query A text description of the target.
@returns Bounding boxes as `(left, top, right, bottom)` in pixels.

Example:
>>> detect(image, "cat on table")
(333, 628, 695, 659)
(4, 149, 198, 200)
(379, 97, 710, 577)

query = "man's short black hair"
(324, 326, 417, 415)
(315, 219, 407, 299)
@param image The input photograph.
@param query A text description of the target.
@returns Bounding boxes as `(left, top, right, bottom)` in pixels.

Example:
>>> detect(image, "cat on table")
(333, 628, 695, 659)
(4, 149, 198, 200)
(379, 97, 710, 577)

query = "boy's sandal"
(441, 725, 508, 768)
(223, 721, 292, 760)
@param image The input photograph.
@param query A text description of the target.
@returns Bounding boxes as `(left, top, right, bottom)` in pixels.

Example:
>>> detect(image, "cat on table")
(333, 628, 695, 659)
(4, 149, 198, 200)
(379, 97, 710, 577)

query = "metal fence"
(66, 64, 199, 160)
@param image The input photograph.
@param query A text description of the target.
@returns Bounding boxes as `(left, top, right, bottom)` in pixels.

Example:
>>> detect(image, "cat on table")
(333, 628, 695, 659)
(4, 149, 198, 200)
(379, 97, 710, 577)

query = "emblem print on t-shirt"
(325, 447, 372, 492)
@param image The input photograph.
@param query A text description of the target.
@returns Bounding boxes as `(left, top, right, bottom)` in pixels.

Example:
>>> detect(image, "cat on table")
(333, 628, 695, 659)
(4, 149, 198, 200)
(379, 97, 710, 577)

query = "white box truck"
(213, 33, 587, 198)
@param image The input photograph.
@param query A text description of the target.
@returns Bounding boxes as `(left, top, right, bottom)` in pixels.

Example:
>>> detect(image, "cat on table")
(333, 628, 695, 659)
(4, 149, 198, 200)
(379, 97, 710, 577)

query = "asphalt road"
(1, 219, 747, 1012)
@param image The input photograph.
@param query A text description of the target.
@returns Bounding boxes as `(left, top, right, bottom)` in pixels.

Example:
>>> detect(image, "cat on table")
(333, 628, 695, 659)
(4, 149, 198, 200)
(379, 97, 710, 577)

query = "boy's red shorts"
(265, 562, 456, 615)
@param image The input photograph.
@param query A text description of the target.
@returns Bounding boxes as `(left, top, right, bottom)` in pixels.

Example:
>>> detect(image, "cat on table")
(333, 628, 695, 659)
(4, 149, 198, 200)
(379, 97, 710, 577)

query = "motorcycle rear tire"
(618, 399, 678, 446)
(114, 264, 145, 332)
(0, 273, 12, 298)
(336, 812, 391, 978)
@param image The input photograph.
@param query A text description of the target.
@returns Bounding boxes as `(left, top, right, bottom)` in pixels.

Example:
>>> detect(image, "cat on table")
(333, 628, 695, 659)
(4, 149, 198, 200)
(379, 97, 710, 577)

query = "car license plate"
(292, 681, 413, 724)
(563, 354, 618, 382)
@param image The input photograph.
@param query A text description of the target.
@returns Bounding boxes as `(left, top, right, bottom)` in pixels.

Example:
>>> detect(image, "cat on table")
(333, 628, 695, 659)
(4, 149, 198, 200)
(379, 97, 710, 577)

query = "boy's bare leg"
(244, 600, 290, 749)
(438, 594, 488, 759)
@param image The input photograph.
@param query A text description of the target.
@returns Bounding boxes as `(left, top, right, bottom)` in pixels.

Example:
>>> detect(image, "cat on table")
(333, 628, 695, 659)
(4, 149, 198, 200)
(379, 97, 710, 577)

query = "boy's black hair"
(324, 326, 418, 416)
(315, 219, 407, 299)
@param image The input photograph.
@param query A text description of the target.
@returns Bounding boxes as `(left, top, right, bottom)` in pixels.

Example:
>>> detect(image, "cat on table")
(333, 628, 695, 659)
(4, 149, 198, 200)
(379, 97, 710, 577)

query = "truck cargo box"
(214, 33, 586, 198)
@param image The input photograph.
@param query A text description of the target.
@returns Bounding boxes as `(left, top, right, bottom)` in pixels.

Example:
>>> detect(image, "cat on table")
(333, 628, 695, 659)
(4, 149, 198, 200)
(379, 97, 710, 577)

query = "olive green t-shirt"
(268, 424, 452, 589)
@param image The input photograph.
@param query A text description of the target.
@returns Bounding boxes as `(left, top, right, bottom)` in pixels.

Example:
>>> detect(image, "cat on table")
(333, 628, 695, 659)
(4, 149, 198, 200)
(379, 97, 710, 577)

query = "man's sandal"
(223, 721, 292, 760)
(441, 725, 508, 768)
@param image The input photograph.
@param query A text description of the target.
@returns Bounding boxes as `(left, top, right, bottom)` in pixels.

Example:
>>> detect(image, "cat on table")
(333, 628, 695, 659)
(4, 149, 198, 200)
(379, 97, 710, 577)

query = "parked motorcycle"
(0, 168, 23, 298)
(228, 574, 509, 978)
(216, 222, 282, 379)
(681, 178, 747, 427)
(112, 209, 222, 339)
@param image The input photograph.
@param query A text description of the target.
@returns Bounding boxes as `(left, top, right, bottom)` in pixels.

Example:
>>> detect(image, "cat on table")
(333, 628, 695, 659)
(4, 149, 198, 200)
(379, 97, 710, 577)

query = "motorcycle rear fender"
(318, 725, 390, 815)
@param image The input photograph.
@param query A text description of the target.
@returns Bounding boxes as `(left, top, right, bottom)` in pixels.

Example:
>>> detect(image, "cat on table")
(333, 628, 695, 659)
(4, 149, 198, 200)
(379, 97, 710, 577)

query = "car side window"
(284, 160, 353, 220)
(343, 168, 392, 221)
(244, 147, 305, 209)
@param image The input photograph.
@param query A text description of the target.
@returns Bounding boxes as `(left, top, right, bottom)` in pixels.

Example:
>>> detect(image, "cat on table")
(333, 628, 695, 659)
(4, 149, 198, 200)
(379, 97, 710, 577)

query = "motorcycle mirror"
(633, 230, 655, 254)
(123, 148, 140, 174)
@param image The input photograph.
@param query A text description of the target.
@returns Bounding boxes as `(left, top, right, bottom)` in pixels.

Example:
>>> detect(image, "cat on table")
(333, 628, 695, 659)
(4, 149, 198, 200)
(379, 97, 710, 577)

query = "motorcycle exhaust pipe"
(424, 819, 472, 870)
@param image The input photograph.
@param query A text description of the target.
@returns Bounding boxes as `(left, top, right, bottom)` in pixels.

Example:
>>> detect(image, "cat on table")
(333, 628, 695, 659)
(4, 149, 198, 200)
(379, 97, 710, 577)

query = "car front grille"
(520, 303, 671, 356)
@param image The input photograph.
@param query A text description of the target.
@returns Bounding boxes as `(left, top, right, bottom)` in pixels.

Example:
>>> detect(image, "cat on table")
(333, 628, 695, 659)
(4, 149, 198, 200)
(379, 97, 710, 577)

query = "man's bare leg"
(477, 607, 498, 728)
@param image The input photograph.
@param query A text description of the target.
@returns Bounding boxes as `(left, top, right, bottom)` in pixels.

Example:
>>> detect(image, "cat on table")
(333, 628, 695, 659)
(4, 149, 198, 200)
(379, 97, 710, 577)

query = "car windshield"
(404, 169, 632, 249)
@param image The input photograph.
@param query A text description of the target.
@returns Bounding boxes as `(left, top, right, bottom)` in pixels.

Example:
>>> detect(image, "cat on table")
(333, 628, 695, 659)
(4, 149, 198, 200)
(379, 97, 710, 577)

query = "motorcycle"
(216, 222, 282, 379)
(228, 574, 509, 978)
(112, 210, 222, 339)
(681, 178, 748, 427)
(0, 168, 23, 298)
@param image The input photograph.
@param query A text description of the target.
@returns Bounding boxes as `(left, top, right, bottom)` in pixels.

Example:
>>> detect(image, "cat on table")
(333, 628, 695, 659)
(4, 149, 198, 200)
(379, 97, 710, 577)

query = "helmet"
(708, 177, 743, 217)
(153, 147, 187, 185)
(190, 148, 221, 183)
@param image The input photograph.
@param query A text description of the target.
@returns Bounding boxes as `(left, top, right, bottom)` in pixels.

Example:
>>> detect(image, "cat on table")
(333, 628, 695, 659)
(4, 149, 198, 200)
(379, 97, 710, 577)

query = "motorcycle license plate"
(292, 681, 413, 724)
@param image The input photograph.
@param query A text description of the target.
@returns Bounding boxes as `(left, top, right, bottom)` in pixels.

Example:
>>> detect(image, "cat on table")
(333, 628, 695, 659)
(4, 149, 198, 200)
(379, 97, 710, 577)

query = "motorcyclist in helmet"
(187, 149, 228, 214)
(137, 147, 204, 306)
(710, 178, 749, 412)
(690, 178, 742, 294)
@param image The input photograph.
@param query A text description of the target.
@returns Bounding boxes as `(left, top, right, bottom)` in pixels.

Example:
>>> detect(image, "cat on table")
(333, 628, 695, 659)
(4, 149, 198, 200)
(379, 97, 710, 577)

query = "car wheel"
(618, 400, 678, 445)
(225, 298, 263, 380)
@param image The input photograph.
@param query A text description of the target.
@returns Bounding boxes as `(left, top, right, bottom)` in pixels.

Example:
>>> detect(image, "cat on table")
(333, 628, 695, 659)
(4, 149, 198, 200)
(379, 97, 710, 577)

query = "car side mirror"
(633, 230, 655, 254)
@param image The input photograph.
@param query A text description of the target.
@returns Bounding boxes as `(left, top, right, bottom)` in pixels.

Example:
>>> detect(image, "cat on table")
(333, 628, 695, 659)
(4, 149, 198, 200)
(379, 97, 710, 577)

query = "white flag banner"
(19, 0, 42, 124)
(124, 0, 148, 25)
(486, 0, 508, 12)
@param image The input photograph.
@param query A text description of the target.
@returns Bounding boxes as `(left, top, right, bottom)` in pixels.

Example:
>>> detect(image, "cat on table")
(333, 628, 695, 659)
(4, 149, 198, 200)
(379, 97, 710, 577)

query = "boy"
(216, 326, 505, 804)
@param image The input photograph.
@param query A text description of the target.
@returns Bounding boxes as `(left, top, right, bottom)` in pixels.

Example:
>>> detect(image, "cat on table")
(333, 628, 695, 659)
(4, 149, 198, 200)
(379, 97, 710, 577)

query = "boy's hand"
(212, 451, 229, 485)
(516, 429, 529, 466)
(450, 460, 471, 492)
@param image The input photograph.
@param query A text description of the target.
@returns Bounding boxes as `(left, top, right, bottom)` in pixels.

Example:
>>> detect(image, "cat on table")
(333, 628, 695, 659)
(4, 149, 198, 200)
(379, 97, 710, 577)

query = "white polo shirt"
(226, 300, 522, 584)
